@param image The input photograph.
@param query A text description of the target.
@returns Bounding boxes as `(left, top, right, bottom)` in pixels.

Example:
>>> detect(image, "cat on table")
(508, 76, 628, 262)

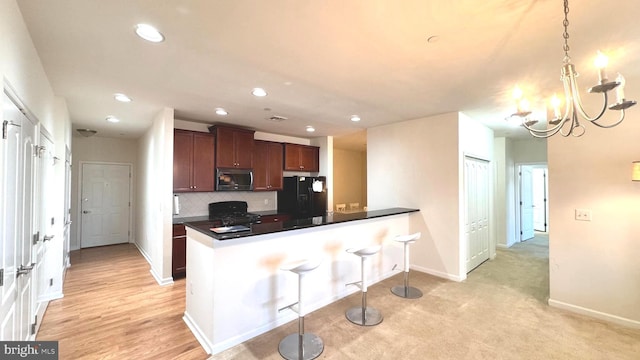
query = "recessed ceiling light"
(215, 108, 228, 116)
(106, 116, 120, 123)
(306, 126, 315, 132)
(350, 115, 361, 122)
(114, 93, 132, 102)
(252, 88, 267, 97)
(135, 24, 164, 43)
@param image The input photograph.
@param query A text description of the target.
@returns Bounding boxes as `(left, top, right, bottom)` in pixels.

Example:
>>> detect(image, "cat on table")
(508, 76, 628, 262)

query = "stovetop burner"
(208, 201, 260, 226)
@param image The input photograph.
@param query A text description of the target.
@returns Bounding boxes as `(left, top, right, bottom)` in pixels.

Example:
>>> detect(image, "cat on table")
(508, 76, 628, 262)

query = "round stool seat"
(394, 232, 421, 244)
(346, 245, 381, 257)
(282, 258, 322, 274)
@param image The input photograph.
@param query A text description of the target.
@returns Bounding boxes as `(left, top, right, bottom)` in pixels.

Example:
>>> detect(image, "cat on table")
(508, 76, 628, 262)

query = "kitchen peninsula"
(182, 207, 419, 355)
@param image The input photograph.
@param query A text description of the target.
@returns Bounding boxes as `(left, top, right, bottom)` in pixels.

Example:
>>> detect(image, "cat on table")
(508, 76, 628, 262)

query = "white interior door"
(464, 156, 490, 273)
(80, 163, 131, 248)
(520, 166, 535, 241)
(34, 130, 55, 329)
(63, 146, 71, 268)
(18, 104, 37, 341)
(1, 92, 22, 340)
(532, 167, 548, 232)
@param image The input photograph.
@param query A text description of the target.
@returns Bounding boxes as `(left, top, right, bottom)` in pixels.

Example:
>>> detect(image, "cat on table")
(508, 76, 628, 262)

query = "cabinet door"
(299, 145, 319, 172)
(267, 142, 283, 190)
(192, 133, 215, 192)
(283, 143, 302, 171)
(172, 225, 186, 278)
(253, 141, 269, 191)
(173, 130, 193, 192)
(215, 126, 236, 168)
(234, 130, 255, 168)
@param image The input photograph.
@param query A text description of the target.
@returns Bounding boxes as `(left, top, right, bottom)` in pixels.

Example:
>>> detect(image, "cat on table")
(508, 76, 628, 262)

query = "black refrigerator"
(277, 176, 327, 219)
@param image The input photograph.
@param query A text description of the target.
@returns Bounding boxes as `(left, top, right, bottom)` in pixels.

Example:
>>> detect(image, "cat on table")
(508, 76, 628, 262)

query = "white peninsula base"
(183, 212, 416, 355)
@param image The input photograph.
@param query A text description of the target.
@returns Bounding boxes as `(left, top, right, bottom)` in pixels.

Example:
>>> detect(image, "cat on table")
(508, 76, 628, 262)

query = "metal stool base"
(278, 333, 324, 360)
(391, 285, 423, 299)
(345, 306, 383, 326)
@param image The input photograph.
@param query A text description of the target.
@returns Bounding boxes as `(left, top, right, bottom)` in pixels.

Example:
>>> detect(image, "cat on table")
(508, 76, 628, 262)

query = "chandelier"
(512, 0, 636, 138)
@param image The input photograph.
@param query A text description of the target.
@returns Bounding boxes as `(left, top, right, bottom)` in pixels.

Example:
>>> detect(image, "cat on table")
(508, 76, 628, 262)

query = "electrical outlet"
(190, 282, 194, 295)
(264, 199, 269, 205)
(575, 209, 592, 221)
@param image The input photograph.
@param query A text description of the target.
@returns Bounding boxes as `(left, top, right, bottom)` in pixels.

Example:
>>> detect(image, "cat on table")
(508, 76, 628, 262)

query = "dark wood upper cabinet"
(210, 125, 255, 169)
(253, 140, 283, 191)
(283, 143, 319, 172)
(173, 129, 215, 192)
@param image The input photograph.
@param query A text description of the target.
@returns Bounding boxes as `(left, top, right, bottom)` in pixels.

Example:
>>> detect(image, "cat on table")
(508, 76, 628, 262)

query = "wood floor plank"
(37, 244, 208, 360)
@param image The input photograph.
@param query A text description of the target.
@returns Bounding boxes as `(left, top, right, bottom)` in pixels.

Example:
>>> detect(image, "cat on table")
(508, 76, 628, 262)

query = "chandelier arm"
(521, 117, 566, 135)
(527, 126, 564, 138)
(567, 71, 608, 122)
(591, 108, 626, 128)
(559, 111, 578, 137)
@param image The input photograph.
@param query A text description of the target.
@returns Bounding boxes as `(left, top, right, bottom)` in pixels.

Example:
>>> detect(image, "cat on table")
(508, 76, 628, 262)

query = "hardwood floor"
(37, 244, 208, 360)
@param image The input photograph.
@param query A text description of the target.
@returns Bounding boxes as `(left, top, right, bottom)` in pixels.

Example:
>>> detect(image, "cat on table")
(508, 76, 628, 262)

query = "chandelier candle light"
(513, 0, 636, 138)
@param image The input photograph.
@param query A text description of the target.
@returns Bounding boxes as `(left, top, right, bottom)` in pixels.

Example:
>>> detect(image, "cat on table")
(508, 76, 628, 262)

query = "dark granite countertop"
(183, 207, 419, 241)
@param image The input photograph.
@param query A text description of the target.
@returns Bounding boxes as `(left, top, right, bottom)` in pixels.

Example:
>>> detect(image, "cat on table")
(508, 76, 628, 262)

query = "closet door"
(464, 156, 490, 273)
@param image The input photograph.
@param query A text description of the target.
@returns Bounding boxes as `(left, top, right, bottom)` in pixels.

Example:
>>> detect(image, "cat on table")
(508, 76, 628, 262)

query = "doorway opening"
(518, 164, 548, 242)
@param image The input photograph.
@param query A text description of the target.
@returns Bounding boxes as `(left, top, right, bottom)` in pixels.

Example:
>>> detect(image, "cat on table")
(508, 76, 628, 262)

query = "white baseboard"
(548, 298, 640, 329)
(496, 243, 510, 249)
(411, 265, 465, 282)
(183, 311, 214, 354)
(133, 241, 174, 286)
(149, 268, 174, 286)
(133, 241, 152, 264)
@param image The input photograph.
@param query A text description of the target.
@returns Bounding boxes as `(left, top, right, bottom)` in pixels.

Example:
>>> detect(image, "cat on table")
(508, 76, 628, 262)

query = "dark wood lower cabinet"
(172, 224, 186, 278)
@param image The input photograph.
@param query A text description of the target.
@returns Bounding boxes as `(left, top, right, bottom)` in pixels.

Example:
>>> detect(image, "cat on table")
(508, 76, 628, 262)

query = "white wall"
(368, 112, 494, 281)
(511, 138, 547, 163)
(368, 112, 462, 280)
(333, 148, 366, 209)
(494, 138, 508, 247)
(548, 119, 640, 326)
(70, 135, 138, 249)
(136, 108, 174, 285)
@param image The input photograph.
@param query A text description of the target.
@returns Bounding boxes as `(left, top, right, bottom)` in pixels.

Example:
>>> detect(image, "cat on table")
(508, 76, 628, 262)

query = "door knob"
(83, 210, 91, 214)
(43, 235, 54, 242)
(16, 263, 35, 277)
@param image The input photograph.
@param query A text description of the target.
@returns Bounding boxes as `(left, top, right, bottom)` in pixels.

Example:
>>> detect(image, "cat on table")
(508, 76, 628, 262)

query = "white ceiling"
(16, 1, 640, 143)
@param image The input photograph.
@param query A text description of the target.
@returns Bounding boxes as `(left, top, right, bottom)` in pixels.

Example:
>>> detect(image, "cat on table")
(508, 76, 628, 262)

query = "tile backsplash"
(173, 191, 277, 217)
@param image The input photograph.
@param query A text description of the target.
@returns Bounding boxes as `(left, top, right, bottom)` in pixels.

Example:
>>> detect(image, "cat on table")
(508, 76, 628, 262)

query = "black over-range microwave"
(216, 168, 254, 191)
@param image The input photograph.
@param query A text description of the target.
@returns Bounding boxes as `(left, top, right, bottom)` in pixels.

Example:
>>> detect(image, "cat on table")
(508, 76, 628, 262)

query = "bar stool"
(278, 258, 324, 360)
(390, 232, 422, 299)
(345, 245, 383, 326)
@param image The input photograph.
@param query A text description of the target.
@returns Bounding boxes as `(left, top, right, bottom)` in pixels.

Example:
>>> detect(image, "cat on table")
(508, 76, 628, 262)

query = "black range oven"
(208, 201, 260, 227)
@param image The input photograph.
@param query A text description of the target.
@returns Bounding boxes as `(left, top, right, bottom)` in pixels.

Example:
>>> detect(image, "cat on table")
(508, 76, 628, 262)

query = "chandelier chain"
(562, 0, 570, 62)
